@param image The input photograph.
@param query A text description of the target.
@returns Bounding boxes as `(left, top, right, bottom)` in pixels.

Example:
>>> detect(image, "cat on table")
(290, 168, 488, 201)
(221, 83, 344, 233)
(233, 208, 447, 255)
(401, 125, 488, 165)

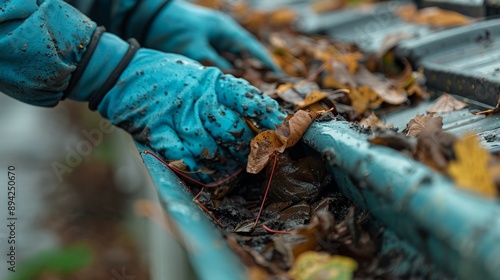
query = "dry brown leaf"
(247, 130, 282, 174)
(247, 110, 318, 174)
(369, 128, 417, 152)
(388, 58, 413, 88)
(354, 67, 407, 105)
(426, 94, 468, 113)
(415, 117, 457, 171)
(405, 114, 442, 137)
(447, 133, 498, 197)
(396, 4, 471, 28)
(359, 112, 387, 128)
(327, 60, 357, 88)
(276, 110, 319, 149)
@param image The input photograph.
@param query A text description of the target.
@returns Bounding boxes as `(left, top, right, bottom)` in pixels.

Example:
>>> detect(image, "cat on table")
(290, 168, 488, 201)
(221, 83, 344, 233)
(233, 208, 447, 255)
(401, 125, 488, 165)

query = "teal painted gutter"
(303, 120, 500, 280)
(137, 143, 246, 280)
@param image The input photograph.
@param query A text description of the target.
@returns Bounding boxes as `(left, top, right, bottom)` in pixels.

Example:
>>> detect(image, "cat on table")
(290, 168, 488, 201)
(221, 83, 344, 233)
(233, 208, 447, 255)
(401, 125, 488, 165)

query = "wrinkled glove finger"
(198, 99, 255, 164)
(186, 43, 232, 69)
(215, 75, 286, 129)
(149, 125, 212, 183)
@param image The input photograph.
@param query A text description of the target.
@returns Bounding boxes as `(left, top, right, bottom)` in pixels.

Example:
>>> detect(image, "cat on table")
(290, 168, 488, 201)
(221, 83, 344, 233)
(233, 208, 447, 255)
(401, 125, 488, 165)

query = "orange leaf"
(295, 89, 328, 109)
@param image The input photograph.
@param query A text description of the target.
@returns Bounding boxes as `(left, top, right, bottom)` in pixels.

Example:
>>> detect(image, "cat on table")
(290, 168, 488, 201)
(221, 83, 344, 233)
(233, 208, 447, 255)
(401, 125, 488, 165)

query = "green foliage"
(8, 244, 93, 280)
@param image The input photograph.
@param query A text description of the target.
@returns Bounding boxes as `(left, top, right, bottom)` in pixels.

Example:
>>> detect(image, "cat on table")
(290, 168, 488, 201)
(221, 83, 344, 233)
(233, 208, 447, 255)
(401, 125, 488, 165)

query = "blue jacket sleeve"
(0, 0, 96, 107)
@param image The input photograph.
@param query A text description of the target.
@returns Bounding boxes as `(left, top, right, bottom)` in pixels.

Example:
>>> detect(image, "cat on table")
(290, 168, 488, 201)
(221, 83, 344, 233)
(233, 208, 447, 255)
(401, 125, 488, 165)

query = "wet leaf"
(447, 133, 498, 197)
(276, 211, 335, 258)
(404, 114, 442, 137)
(289, 251, 357, 280)
(266, 154, 328, 203)
(369, 127, 416, 152)
(426, 94, 468, 113)
(247, 110, 318, 174)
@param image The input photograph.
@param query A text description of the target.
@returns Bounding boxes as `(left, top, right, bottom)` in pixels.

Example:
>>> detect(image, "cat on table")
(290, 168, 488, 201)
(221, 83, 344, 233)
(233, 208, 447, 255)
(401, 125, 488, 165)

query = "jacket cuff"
(65, 32, 134, 106)
(0, 0, 96, 107)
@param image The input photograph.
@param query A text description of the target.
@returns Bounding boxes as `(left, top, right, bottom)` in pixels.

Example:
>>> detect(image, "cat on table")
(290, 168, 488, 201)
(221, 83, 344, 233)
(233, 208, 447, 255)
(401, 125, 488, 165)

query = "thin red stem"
(252, 153, 279, 230)
(262, 225, 292, 234)
(194, 199, 225, 228)
(143, 150, 242, 188)
(191, 187, 225, 228)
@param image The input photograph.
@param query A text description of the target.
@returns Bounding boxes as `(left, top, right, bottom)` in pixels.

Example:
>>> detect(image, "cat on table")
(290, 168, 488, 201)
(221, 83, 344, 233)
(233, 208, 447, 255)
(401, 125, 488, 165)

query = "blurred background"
(0, 94, 195, 280)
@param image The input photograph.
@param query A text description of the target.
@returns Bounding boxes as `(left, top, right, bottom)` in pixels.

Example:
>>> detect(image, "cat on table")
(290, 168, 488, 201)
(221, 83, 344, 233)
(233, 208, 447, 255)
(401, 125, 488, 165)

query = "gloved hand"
(0, 0, 285, 182)
(82, 37, 285, 182)
(114, 0, 279, 71)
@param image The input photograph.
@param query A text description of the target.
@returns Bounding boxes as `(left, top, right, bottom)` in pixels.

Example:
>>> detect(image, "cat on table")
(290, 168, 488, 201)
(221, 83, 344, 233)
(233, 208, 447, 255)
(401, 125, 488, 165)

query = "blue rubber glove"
(113, 0, 280, 71)
(0, 0, 285, 182)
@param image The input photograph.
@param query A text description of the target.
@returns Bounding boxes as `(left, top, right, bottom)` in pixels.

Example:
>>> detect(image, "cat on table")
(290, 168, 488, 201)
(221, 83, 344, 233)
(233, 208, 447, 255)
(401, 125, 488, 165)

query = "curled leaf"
(247, 110, 318, 174)
(405, 114, 442, 137)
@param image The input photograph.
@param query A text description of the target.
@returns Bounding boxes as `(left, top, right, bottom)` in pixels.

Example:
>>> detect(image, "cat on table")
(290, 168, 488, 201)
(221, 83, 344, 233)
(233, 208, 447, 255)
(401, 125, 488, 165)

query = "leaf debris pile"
(186, 1, 491, 278)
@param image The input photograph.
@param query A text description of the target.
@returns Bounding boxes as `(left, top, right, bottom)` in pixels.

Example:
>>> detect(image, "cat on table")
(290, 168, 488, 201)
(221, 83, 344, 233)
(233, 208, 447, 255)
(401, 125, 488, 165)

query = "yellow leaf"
(289, 251, 357, 280)
(295, 89, 329, 109)
(447, 133, 498, 197)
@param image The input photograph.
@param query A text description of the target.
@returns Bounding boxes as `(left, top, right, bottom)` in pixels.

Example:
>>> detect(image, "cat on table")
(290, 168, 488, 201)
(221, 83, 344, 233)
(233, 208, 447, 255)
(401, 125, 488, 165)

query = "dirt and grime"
(168, 1, 499, 278)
